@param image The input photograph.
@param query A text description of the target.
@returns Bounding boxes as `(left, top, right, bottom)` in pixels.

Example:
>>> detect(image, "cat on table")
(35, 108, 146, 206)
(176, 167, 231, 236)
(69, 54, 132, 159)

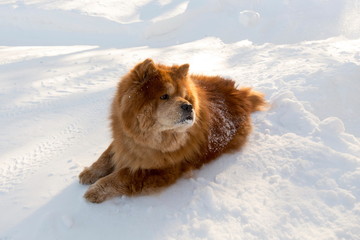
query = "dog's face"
(156, 89, 195, 131)
(118, 59, 198, 135)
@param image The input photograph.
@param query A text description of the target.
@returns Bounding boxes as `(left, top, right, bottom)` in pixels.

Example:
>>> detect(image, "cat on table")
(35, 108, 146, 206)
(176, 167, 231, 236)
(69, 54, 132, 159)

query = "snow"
(1, 0, 360, 239)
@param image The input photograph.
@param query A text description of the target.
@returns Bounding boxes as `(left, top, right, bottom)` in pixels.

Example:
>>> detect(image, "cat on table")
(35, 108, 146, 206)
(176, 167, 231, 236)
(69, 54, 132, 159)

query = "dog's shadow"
(4, 152, 241, 240)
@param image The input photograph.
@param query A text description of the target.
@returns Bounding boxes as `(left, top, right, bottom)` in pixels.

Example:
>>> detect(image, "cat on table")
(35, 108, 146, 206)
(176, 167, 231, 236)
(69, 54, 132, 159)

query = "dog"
(79, 59, 266, 203)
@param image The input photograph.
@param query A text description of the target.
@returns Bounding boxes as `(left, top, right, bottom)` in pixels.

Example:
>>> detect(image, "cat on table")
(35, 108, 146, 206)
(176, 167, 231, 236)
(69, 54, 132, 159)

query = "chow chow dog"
(79, 59, 266, 203)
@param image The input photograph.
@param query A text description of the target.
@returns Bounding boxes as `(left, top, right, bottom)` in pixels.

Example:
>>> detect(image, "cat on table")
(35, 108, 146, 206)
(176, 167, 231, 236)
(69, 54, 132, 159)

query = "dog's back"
(192, 75, 266, 161)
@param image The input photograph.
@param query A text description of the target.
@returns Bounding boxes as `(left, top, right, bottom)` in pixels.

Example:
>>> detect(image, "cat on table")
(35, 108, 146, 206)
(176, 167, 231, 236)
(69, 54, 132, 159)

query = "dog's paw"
(83, 177, 129, 203)
(79, 167, 100, 185)
(84, 184, 108, 203)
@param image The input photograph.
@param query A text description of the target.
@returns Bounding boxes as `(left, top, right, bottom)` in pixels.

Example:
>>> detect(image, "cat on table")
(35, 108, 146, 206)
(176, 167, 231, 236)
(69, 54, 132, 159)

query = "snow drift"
(1, 0, 359, 239)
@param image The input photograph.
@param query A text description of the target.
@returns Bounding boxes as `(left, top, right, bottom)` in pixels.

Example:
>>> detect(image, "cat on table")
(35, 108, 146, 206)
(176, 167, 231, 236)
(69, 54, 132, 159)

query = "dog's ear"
(173, 64, 189, 79)
(134, 58, 157, 82)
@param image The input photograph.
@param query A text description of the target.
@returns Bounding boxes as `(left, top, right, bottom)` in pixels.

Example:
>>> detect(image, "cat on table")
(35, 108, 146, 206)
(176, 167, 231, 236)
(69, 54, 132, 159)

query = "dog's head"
(116, 59, 198, 137)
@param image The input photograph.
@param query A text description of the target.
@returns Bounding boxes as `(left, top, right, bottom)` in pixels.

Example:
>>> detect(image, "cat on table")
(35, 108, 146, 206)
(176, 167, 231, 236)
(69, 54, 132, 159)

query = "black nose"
(181, 103, 193, 112)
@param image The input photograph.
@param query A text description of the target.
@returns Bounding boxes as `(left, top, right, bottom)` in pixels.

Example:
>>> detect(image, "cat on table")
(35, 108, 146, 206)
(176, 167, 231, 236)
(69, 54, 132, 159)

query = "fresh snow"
(1, 0, 360, 239)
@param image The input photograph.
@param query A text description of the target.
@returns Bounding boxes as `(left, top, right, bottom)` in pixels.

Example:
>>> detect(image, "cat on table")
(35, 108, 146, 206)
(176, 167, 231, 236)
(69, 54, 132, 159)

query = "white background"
(1, 0, 359, 239)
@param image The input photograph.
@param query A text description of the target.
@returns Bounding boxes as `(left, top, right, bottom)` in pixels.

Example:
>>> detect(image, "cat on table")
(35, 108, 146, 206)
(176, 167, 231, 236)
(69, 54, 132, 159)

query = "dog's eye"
(160, 94, 169, 100)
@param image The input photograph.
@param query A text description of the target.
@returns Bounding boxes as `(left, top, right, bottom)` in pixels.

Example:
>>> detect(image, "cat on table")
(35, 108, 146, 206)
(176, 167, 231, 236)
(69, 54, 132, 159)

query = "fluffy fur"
(79, 59, 266, 203)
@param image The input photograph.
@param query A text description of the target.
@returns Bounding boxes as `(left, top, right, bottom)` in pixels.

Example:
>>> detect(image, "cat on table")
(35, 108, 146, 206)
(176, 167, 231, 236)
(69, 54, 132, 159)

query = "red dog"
(79, 59, 266, 203)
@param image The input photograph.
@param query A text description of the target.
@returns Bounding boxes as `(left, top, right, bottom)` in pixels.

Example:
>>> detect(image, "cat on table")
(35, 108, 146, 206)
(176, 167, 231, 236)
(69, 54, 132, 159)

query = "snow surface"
(1, 0, 360, 239)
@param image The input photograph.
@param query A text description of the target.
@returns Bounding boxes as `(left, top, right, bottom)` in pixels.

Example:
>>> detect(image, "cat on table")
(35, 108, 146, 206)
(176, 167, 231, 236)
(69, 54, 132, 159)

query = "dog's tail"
(241, 87, 268, 113)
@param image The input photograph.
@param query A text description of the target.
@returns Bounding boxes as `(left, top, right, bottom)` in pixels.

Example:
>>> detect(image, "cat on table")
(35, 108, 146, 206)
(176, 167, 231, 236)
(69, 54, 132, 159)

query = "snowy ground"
(1, 0, 360, 239)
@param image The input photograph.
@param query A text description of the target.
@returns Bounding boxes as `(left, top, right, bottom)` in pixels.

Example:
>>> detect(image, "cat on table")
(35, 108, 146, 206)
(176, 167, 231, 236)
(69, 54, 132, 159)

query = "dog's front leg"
(84, 165, 182, 203)
(83, 170, 129, 203)
(79, 143, 115, 185)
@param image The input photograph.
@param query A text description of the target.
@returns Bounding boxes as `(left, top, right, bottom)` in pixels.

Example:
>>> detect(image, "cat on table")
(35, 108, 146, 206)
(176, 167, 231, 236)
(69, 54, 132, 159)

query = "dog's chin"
(174, 115, 195, 131)
(158, 115, 195, 132)
(174, 114, 195, 132)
